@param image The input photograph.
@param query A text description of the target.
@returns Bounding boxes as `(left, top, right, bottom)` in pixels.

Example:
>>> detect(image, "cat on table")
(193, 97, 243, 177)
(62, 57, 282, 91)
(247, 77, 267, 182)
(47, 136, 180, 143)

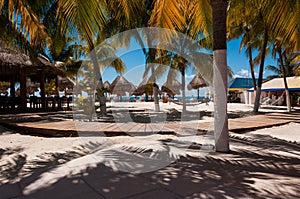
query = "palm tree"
(211, 0, 229, 152)
(267, 48, 300, 111)
(0, 0, 50, 48)
(144, 46, 213, 114)
(56, 0, 145, 115)
(148, 0, 229, 151)
(227, 0, 264, 91)
(149, 0, 213, 113)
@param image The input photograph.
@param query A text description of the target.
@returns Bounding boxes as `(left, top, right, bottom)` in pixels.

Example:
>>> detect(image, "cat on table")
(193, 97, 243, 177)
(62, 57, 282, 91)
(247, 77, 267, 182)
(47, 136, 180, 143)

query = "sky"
(100, 36, 278, 97)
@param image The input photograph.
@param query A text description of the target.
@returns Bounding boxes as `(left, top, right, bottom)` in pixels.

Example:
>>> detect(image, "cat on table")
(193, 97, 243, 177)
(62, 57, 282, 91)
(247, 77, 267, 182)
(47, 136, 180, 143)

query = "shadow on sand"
(0, 134, 299, 199)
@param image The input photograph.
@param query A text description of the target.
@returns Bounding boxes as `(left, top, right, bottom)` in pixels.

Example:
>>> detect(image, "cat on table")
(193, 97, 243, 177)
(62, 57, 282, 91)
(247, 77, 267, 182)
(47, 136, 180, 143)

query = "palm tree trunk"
(277, 48, 291, 112)
(247, 43, 257, 90)
(90, 48, 106, 116)
(253, 26, 268, 113)
(180, 65, 186, 113)
(149, 48, 160, 112)
(296, 0, 300, 49)
(212, 0, 229, 152)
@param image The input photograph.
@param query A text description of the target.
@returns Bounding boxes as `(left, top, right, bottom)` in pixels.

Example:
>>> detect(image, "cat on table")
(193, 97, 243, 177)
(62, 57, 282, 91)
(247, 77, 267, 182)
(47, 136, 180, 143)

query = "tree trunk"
(277, 48, 291, 112)
(247, 41, 257, 90)
(212, 0, 229, 152)
(149, 48, 160, 112)
(180, 65, 186, 113)
(296, 0, 300, 49)
(253, 26, 268, 113)
(90, 49, 106, 116)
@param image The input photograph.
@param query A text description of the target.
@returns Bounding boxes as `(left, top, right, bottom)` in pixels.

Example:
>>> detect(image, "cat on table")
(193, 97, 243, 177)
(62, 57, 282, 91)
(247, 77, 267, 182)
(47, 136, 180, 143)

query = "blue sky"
(101, 37, 278, 97)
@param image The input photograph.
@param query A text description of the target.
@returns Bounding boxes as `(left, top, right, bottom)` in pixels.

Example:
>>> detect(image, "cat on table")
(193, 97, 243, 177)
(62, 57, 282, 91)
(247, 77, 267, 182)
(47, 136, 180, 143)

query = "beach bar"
(0, 44, 66, 112)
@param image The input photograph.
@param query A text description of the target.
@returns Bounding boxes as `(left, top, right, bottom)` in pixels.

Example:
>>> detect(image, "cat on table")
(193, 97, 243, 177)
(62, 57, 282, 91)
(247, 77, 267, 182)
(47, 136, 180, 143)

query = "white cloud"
(185, 74, 195, 79)
(233, 69, 258, 78)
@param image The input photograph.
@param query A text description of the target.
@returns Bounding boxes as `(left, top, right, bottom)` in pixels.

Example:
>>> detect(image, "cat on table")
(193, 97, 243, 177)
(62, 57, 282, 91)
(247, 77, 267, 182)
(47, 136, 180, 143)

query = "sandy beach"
(0, 102, 299, 198)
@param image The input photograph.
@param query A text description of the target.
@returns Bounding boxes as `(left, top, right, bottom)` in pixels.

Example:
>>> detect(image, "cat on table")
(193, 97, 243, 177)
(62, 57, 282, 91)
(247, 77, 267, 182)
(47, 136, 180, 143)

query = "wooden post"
(19, 72, 27, 111)
(10, 76, 16, 109)
(40, 73, 46, 110)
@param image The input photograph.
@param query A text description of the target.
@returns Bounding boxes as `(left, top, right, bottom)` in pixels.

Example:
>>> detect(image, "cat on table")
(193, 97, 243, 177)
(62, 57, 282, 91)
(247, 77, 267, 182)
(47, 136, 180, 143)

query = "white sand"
(247, 122, 300, 142)
(0, 111, 299, 197)
(107, 101, 300, 113)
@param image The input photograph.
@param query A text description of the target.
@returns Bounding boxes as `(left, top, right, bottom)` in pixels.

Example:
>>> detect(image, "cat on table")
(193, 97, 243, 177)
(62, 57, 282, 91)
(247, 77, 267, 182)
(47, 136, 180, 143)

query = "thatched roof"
(0, 48, 32, 66)
(37, 56, 66, 77)
(103, 81, 111, 92)
(187, 74, 209, 90)
(161, 79, 181, 95)
(133, 76, 159, 96)
(0, 44, 65, 81)
(109, 75, 136, 96)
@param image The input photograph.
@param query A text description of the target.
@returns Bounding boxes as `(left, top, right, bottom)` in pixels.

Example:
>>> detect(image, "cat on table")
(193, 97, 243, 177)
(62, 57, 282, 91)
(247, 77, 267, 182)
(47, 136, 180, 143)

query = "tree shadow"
(0, 134, 299, 198)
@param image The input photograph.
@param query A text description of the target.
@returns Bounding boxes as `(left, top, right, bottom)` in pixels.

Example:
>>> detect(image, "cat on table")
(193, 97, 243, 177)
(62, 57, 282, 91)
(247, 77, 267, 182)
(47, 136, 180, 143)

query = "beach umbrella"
(109, 75, 136, 96)
(133, 76, 160, 96)
(103, 81, 111, 93)
(161, 79, 181, 96)
(187, 74, 209, 100)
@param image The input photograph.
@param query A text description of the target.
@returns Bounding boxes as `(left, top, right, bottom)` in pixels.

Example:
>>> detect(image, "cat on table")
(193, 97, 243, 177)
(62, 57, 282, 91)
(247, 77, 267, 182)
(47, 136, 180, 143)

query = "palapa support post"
(40, 73, 46, 110)
(19, 72, 27, 111)
(10, 76, 16, 109)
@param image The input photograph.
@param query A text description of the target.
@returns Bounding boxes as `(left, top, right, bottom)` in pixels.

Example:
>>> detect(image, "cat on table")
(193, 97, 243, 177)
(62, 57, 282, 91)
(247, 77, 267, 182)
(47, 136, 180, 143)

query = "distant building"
(228, 78, 258, 103)
(247, 77, 300, 106)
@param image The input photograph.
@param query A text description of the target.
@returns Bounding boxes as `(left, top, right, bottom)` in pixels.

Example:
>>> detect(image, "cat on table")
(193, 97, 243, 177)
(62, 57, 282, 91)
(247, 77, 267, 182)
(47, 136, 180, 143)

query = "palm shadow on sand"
(0, 133, 299, 198)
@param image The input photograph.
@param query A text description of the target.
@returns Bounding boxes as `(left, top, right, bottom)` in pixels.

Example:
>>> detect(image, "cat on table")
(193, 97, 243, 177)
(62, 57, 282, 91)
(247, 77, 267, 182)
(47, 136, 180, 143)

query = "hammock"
(271, 91, 285, 105)
(261, 91, 285, 105)
(168, 98, 204, 106)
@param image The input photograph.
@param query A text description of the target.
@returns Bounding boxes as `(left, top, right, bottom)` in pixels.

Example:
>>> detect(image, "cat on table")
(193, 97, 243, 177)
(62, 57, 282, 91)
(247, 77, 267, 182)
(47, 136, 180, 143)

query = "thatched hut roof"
(109, 75, 136, 96)
(0, 45, 65, 81)
(161, 79, 181, 95)
(133, 76, 159, 96)
(187, 74, 209, 90)
(103, 81, 111, 93)
(0, 46, 33, 81)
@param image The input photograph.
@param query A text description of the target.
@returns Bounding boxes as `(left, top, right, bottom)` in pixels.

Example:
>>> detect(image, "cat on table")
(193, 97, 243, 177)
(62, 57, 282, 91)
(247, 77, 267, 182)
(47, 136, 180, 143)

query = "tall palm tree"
(144, 46, 213, 113)
(228, 0, 300, 113)
(149, 0, 213, 113)
(56, 0, 144, 115)
(211, 0, 229, 152)
(148, 0, 229, 151)
(267, 48, 300, 111)
(227, 0, 264, 91)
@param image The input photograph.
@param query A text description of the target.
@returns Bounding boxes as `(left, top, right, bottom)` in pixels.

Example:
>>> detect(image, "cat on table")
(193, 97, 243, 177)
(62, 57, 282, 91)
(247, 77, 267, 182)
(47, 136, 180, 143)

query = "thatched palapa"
(109, 75, 136, 96)
(161, 79, 181, 96)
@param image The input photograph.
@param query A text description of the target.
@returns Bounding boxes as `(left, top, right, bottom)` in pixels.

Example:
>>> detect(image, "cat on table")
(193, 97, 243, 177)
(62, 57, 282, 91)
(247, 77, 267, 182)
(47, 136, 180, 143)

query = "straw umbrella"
(187, 74, 209, 100)
(161, 79, 181, 98)
(133, 77, 160, 101)
(103, 80, 111, 100)
(109, 75, 136, 101)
